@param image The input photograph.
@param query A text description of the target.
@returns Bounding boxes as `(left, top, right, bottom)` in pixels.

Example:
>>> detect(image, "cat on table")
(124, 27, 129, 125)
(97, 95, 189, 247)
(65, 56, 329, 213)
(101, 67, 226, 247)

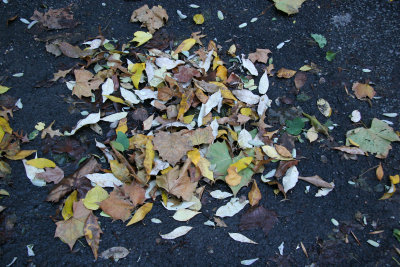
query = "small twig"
(358, 165, 379, 178)
(350, 230, 361, 246)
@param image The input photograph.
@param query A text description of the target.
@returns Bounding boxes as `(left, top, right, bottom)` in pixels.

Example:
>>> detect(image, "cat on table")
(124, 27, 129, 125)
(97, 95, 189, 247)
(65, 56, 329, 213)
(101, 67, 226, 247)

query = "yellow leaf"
(216, 65, 228, 81)
(129, 63, 146, 89)
(173, 38, 196, 55)
(83, 185, 109, 210)
(161, 166, 172, 175)
(220, 88, 237, 101)
(225, 165, 242, 186)
(248, 180, 262, 206)
(26, 158, 56, 168)
(0, 127, 4, 143)
(104, 95, 126, 104)
(187, 149, 201, 165)
(193, 14, 205, 24)
(5, 150, 36, 160)
(144, 140, 155, 175)
(230, 157, 253, 172)
(62, 190, 77, 220)
(390, 175, 399, 185)
(0, 85, 10, 94)
(0, 117, 12, 134)
(161, 189, 168, 206)
(35, 122, 45, 131)
(317, 98, 332, 117)
(129, 134, 152, 149)
(177, 91, 192, 120)
(217, 129, 227, 138)
(183, 115, 194, 124)
(228, 128, 238, 141)
(131, 31, 153, 47)
(212, 55, 223, 70)
(126, 203, 153, 226)
(116, 118, 128, 134)
(262, 145, 293, 161)
(347, 138, 360, 147)
(197, 157, 213, 181)
(110, 160, 130, 182)
(0, 189, 9, 196)
(299, 65, 312, 71)
(209, 81, 227, 89)
(240, 108, 253, 117)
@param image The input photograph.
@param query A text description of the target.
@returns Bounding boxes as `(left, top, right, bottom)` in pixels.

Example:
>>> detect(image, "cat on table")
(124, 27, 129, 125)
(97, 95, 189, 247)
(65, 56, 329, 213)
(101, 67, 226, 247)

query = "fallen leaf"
(26, 158, 56, 169)
(160, 226, 193, 239)
(239, 206, 278, 236)
(85, 173, 123, 188)
(306, 127, 318, 142)
(65, 111, 101, 135)
(317, 98, 332, 117)
(173, 38, 196, 55)
(215, 197, 249, 218)
(122, 183, 146, 207)
(311, 33, 327, 48)
(275, 144, 292, 158)
(315, 182, 335, 197)
(258, 71, 269, 94)
(101, 247, 129, 261)
(41, 121, 62, 139)
(131, 31, 153, 47)
(248, 180, 262, 206)
(72, 70, 103, 98)
(229, 232, 258, 244)
(210, 190, 233, 199)
(83, 185, 109, 210)
(352, 82, 376, 100)
(193, 14, 204, 24)
(126, 202, 153, 226)
(333, 146, 365, 155)
(174, 65, 201, 83)
(277, 68, 296, 78)
(298, 175, 334, 188)
(232, 90, 260, 105)
(294, 72, 307, 90)
(273, 0, 306, 15)
(130, 5, 168, 34)
(241, 258, 259, 265)
(62, 190, 77, 220)
(58, 42, 93, 59)
(326, 51, 336, 61)
(153, 131, 193, 166)
(346, 118, 400, 158)
(376, 164, 384, 181)
(84, 212, 103, 260)
(100, 189, 134, 222)
(172, 208, 201, 222)
(248, 49, 271, 64)
(241, 54, 258, 76)
(31, 7, 78, 29)
(0, 85, 11, 94)
(36, 166, 64, 184)
(282, 166, 299, 193)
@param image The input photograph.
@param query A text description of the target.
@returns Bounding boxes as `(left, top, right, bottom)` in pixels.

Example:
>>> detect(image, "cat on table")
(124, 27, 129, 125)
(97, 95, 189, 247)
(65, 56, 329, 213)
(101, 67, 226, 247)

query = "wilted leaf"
(101, 247, 129, 261)
(241, 55, 258, 76)
(333, 146, 365, 155)
(346, 118, 400, 158)
(303, 112, 329, 137)
(306, 127, 318, 143)
(100, 189, 134, 222)
(41, 121, 62, 139)
(72, 70, 103, 98)
(5, 150, 36, 160)
(122, 183, 146, 207)
(232, 90, 260, 105)
(58, 42, 93, 59)
(315, 182, 335, 197)
(229, 233, 258, 244)
(282, 166, 299, 193)
(206, 142, 233, 179)
(153, 131, 193, 166)
(258, 71, 269, 94)
(26, 158, 56, 169)
(317, 98, 332, 117)
(241, 258, 259, 265)
(130, 5, 168, 34)
(31, 7, 78, 29)
(84, 212, 103, 260)
(294, 72, 307, 90)
(160, 226, 193, 239)
(277, 68, 296, 78)
(172, 208, 200, 222)
(352, 82, 376, 100)
(215, 197, 249, 218)
(0, 85, 10, 94)
(273, 0, 306, 15)
(239, 206, 278, 236)
(36, 166, 64, 184)
(175, 65, 201, 83)
(275, 160, 299, 178)
(298, 175, 334, 188)
(126, 202, 153, 226)
(248, 49, 271, 64)
(248, 180, 262, 206)
(173, 38, 196, 55)
(65, 111, 101, 136)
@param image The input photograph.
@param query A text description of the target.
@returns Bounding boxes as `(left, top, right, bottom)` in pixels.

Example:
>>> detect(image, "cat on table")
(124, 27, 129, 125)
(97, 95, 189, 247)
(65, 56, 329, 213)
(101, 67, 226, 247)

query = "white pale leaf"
(155, 57, 184, 70)
(306, 127, 319, 142)
(351, 110, 361, 123)
(150, 158, 170, 175)
(160, 226, 193, 239)
(66, 81, 76, 90)
(198, 90, 222, 126)
(145, 180, 159, 199)
(241, 258, 259, 265)
(210, 119, 219, 140)
(65, 111, 101, 135)
(173, 209, 201, 222)
(241, 54, 258, 76)
(177, 10, 187, 19)
(135, 89, 158, 101)
(257, 95, 271, 116)
(101, 112, 128, 122)
(151, 218, 162, 224)
(85, 173, 123, 187)
(232, 90, 260, 105)
(149, 67, 167, 87)
(101, 78, 114, 103)
(199, 50, 213, 72)
(204, 220, 215, 227)
(120, 87, 140, 104)
(215, 197, 249, 218)
(22, 159, 46, 187)
(145, 60, 155, 81)
(258, 71, 269, 94)
(315, 182, 335, 197)
(210, 190, 233, 199)
(162, 200, 195, 211)
(238, 129, 253, 149)
(95, 139, 114, 161)
(282, 166, 299, 193)
(83, 39, 103, 50)
(248, 135, 264, 147)
(278, 242, 284, 255)
(229, 233, 258, 244)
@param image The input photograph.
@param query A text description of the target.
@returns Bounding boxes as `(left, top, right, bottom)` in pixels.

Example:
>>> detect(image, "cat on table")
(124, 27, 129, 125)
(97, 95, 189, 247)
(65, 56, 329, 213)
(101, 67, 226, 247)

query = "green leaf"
(28, 130, 39, 140)
(297, 92, 311, 102)
(103, 42, 115, 51)
(303, 112, 330, 137)
(273, 0, 306, 15)
(206, 141, 233, 179)
(311, 34, 327, 48)
(346, 118, 400, 158)
(394, 228, 400, 243)
(115, 131, 129, 151)
(326, 51, 337, 61)
(111, 141, 125, 152)
(285, 117, 305, 135)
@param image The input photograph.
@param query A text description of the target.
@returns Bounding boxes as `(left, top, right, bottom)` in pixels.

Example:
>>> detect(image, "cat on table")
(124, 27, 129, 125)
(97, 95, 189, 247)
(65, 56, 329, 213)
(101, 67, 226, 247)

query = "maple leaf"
(31, 7, 78, 29)
(191, 31, 206, 45)
(156, 165, 197, 201)
(84, 212, 103, 260)
(248, 48, 272, 64)
(72, 69, 103, 98)
(153, 131, 192, 166)
(130, 5, 168, 34)
(122, 183, 146, 207)
(41, 120, 63, 139)
(50, 68, 72, 82)
(352, 82, 376, 100)
(99, 189, 134, 222)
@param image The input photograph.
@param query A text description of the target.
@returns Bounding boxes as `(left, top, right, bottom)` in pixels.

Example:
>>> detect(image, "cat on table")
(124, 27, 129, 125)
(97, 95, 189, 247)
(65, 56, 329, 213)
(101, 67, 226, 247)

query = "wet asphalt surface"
(0, 0, 400, 266)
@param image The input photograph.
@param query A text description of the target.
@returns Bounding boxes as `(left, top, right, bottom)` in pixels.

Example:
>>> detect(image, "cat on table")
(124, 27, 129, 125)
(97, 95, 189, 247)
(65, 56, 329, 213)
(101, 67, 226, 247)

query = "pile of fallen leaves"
(2, 4, 400, 261)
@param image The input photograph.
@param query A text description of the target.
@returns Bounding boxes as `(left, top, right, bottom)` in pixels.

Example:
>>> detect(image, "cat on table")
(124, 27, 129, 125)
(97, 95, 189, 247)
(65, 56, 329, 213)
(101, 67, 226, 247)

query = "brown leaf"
(214, 217, 228, 227)
(50, 69, 72, 82)
(46, 43, 62, 57)
(153, 131, 193, 166)
(333, 146, 365, 155)
(31, 7, 78, 29)
(182, 126, 214, 146)
(248, 48, 272, 64)
(157, 86, 175, 102)
(294, 72, 307, 90)
(191, 31, 207, 46)
(99, 189, 134, 222)
(51, 137, 87, 159)
(248, 180, 262, 206)
(156, 165, 197, 201)
(84, 212, 103, 260)
(58, 42, 93, 59)
(41, 120, 63, 139)
(47, 157, 100, 202)
(36, 166, 64, 184)
(143, 29, 171, 50)
(174, 65, 201, 83)
(122, 183, 146, 207)
(239, 206, 278, 236)
(274, 144, 292, 158)
(298, 175, 334, 188)
(376, 163, 384, 181)
(276, 68, 296, 79)
(130, 5, 168, 34)
(72, 69, 103, 98)
(275, 160, 299, 178)
(352, 82, 376, 99)
(131, 107, 149, 122)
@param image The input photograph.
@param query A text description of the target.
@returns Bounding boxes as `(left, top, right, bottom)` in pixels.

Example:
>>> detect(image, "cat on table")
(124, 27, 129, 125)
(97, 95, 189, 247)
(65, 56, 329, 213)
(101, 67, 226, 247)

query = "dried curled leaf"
(130, 5, 168, 34)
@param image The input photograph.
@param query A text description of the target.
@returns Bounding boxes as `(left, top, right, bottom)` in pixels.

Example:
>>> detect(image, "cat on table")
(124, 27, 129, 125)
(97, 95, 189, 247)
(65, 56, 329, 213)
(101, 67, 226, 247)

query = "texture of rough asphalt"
(0, 0, 400, 266)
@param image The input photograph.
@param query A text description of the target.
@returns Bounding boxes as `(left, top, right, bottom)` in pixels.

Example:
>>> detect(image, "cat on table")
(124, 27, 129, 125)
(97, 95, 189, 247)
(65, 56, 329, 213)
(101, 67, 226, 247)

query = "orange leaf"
(248, 180, 262, 206)
(376, 163, 384, 181)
